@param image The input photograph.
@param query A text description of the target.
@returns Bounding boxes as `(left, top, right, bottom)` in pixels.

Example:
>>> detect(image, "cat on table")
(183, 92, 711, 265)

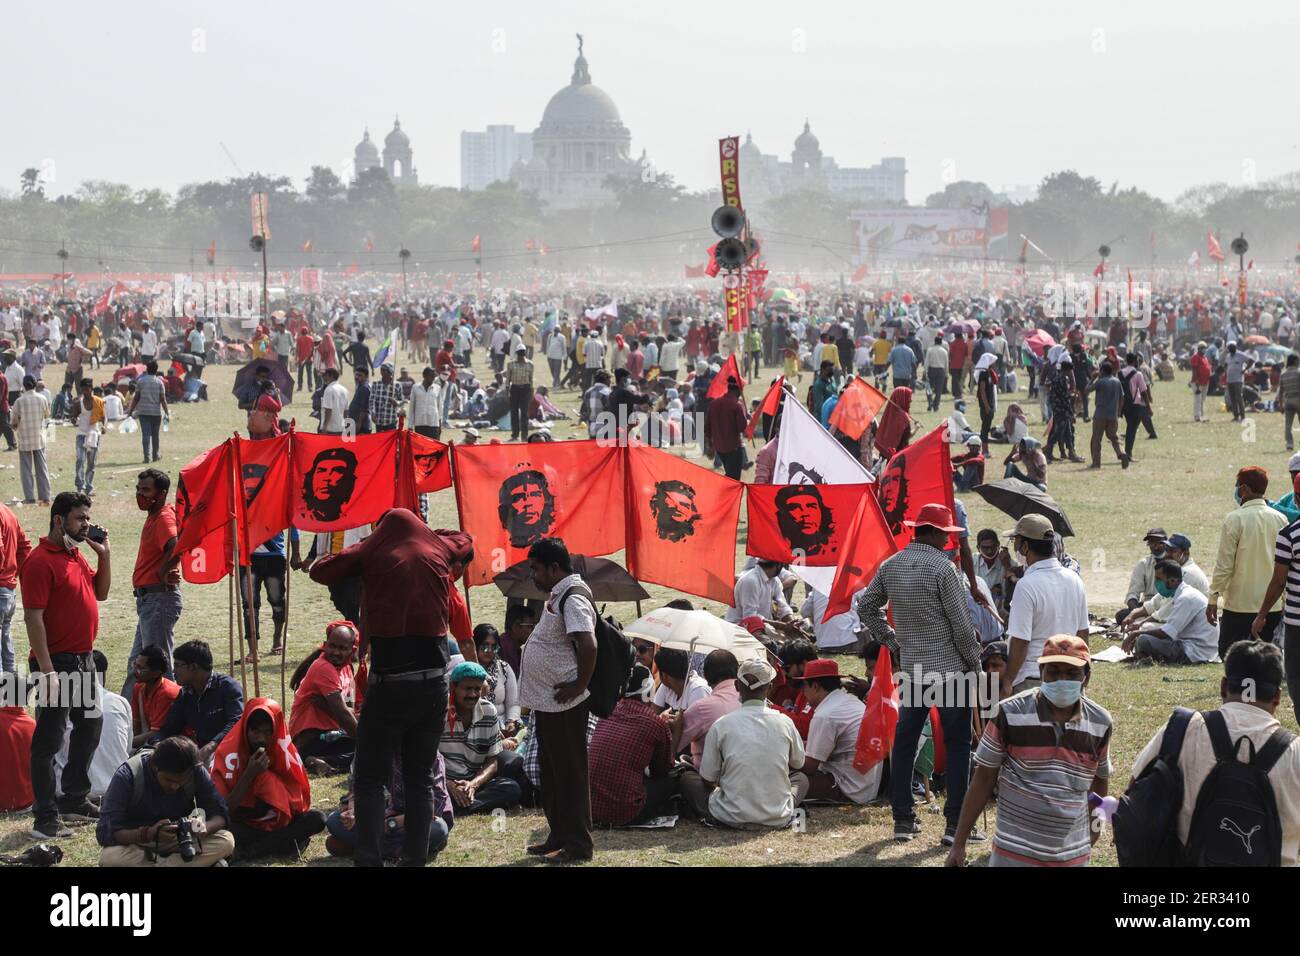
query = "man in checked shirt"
(369, 363, 402, 432)
(856, 502, 983, 848)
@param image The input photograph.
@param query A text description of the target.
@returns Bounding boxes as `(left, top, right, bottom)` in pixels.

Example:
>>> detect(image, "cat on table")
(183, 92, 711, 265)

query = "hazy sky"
(4, 0, 1297, 204)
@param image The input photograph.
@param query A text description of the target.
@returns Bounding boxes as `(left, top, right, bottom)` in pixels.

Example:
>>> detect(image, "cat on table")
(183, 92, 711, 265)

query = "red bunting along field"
(0, 358, 1294, 866)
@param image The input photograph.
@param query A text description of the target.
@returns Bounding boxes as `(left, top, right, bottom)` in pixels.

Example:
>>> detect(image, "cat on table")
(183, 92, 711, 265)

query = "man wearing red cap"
(946, 635, 1113, 868)
(790, 659, 881, 805)
(857, 502, 980, 845)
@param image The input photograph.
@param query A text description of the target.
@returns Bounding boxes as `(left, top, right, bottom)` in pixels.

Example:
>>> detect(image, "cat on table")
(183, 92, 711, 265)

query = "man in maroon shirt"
(948, 332, 969, 400)
(0, 499, 31, 673)
(309, 507, 473, 867)
(23, 491, 111, 839)
(705, 376, 749, 480)
(587, 664, 676, 826)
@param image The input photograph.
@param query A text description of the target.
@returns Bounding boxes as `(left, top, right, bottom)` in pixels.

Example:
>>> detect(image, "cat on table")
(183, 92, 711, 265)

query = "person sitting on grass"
(325, 752, 455, 863)
(792, 658, 883, 806)
(212, 698, 327, 860)
(96, 735, 235, 867)
(130, 645, 181, 750)
(289, 621, 359, 772)
(473, 623, 521, 738)
(152, 640, 243, 765)
(694, 658, 805, 830)
(438, 662, 524, 815)
(652, 646, 710, 715)
(588, 664, 678, 827)
(1122, 560, 1219, 664)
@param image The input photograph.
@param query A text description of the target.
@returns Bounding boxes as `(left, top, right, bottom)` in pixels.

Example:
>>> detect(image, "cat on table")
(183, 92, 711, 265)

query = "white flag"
(773, 392, 874, 595)
(1188, 250, 1200, 267)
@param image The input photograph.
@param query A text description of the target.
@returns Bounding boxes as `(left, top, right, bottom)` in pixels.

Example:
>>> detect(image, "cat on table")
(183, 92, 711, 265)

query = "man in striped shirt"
(946, 635, 1113, 867)
(437, 662, 523, 815)
(1251, 512, 1300, 726)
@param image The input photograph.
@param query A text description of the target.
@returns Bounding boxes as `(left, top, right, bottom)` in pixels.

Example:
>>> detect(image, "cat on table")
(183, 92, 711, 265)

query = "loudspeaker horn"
(715, 237, 747, 270)
(711, 205, 745, 239)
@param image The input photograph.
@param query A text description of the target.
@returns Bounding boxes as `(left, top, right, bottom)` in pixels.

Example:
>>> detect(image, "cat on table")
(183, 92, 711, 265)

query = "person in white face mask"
(945, 634, 1114, 868)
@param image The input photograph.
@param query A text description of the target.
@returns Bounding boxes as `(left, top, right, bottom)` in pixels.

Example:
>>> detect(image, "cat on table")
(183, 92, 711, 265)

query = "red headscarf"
(874, 386, 913, 458)
(212, 698, 312, 832)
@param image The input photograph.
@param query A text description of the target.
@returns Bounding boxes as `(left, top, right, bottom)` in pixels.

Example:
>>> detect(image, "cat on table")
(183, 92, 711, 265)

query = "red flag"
(706, 353, 746, 399)
(302, 240, 313, 253)
(175, 441, 235, 584)
(290, 432, 400, 533)
(684, 264, 706, 279)
(1127, 268, 1133, 303)
(408, 431, 452, 493)
(876, 424, 955, 550)
(745, 376, 786, 438)
(205, 241, 216, 266)
(364, 237, 375, 253)
(1092, 260, 1105, 278)
(345, 263, 359, 275)
(828, 377, 889, 441)
(1207, 231, 1225, 262)
(852, 646, 899, 773)
(233, 434, 293, 564)
(851, 262, 869, 283)
(746, 483, 874, 567)
(452, 439, 626, 586)
(822, 492, 900, 619)
(704, 243, 720, 278)
(471, 235, 481, 253)
(624, 446, 742, 604)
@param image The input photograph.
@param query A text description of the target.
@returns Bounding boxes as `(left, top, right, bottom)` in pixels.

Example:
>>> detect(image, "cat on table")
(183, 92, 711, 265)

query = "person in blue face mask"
(945, 634, 1114, 868)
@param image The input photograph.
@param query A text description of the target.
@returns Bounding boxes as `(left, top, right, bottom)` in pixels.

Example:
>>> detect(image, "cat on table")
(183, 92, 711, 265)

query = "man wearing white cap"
(695, 659, 805, 830)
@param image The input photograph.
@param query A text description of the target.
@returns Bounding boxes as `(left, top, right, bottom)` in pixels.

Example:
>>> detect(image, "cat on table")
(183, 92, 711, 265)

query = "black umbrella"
(973, 478, 1075, 537)
(493, 555, 649, 603)
(173, 352, 205, 370)
(232, 359, 294, 403)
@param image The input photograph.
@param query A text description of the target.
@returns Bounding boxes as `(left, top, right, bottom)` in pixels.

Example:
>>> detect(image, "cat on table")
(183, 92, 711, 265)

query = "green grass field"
(0, 352, 1293, 867)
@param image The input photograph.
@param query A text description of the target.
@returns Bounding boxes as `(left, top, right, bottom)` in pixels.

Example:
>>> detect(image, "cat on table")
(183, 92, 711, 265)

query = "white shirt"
(653, 671, 710, 711)
(1133, 703, 1300, 865)
(700, 701, 805, 829)
(724, 566, 793, 623)
(490, 328, 510, 355)
(1143, 582, 1218, 663)
(659, 340, 684, 372)
(1139, 559, 1210, 622)
(56, 688, 131, 798)
(801, 590, 862, 650)
(545, 332, 567, 361)
(583, 337, 606, 368)
(320, 381, 349, 431)
(408, 380, 443, 428)
(4, 362, 23, 394)
(805, 689, 881, 804)
(925, 344, 949, 370)
(1005, 557, 1089, 685)
(103, 393, 125, 420)
(140, 329, 158, 356)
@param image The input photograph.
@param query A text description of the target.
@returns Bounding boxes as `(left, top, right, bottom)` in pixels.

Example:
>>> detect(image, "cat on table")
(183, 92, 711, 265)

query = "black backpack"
(558, 582, 633, 719)
(1183, 709, 1294, 867)
(1113, 707, 1194, 866)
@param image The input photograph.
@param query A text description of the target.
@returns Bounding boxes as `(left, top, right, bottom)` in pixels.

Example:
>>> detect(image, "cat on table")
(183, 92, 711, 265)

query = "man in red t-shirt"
(130, 644, 181, 749)
(0, 499, 31, 673)
(290, 622, 360, 770)
(123, 469, 182, 701)
(296, 326, 316, 392)
(1190, 341, 1212, 423)
(23, 490, 111, 838)
(948, 332, 969, 400)
(434, 340, 457, 376)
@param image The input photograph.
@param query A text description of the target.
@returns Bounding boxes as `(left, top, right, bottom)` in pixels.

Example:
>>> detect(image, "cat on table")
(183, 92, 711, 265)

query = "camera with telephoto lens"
(174, 816, 196, 862)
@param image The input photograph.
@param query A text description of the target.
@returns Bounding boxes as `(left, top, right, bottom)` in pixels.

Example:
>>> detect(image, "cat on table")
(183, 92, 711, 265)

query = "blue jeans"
(326, 809, 450, 860)
(74, 433, 99, 495)
(890, 678, 972, 828)
(138, 413, 161, 460)
(121, 590, 182, 698)
(0, 586, 14, 672)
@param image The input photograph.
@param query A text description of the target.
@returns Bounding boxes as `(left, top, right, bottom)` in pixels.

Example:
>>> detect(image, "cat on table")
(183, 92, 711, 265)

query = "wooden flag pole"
(280, 422, 296, 705)
(227, 517, 237, 683)
(231, 513, 247, 693)
(230, 433, 258, 697)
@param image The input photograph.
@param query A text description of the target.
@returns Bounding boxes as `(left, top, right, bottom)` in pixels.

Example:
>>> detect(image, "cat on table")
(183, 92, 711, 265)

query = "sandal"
(267, 645, 284, 657)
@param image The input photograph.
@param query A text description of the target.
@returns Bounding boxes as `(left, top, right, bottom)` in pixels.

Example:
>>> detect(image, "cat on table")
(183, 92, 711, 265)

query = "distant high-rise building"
(461, 126, 534, 190)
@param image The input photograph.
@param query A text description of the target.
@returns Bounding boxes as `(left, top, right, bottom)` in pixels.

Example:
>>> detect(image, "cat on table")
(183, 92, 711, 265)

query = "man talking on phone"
(23, 490, 112, 840)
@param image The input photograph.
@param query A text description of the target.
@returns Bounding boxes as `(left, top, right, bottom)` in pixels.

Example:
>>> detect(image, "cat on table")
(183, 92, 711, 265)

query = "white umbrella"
(622, 608, 768, 663)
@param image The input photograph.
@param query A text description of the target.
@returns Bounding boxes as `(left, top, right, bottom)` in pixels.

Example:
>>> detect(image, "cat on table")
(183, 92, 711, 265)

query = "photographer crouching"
(96, 735, 234, 867)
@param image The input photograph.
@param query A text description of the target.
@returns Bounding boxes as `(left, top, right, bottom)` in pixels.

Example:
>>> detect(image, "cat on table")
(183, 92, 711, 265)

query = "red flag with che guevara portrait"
(876, 423, 956, 551)
(408, 432, 452, 493)
(452, 439, 625, 586)
(745, 483, 874, 567)
(290, 432, 400, 533)
(624, 445, 742, 604)
(233, 434, 293, 563)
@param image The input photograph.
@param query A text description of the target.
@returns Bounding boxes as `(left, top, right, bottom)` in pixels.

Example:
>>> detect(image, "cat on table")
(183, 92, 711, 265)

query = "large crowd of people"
(0, 274, 1298, 869)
